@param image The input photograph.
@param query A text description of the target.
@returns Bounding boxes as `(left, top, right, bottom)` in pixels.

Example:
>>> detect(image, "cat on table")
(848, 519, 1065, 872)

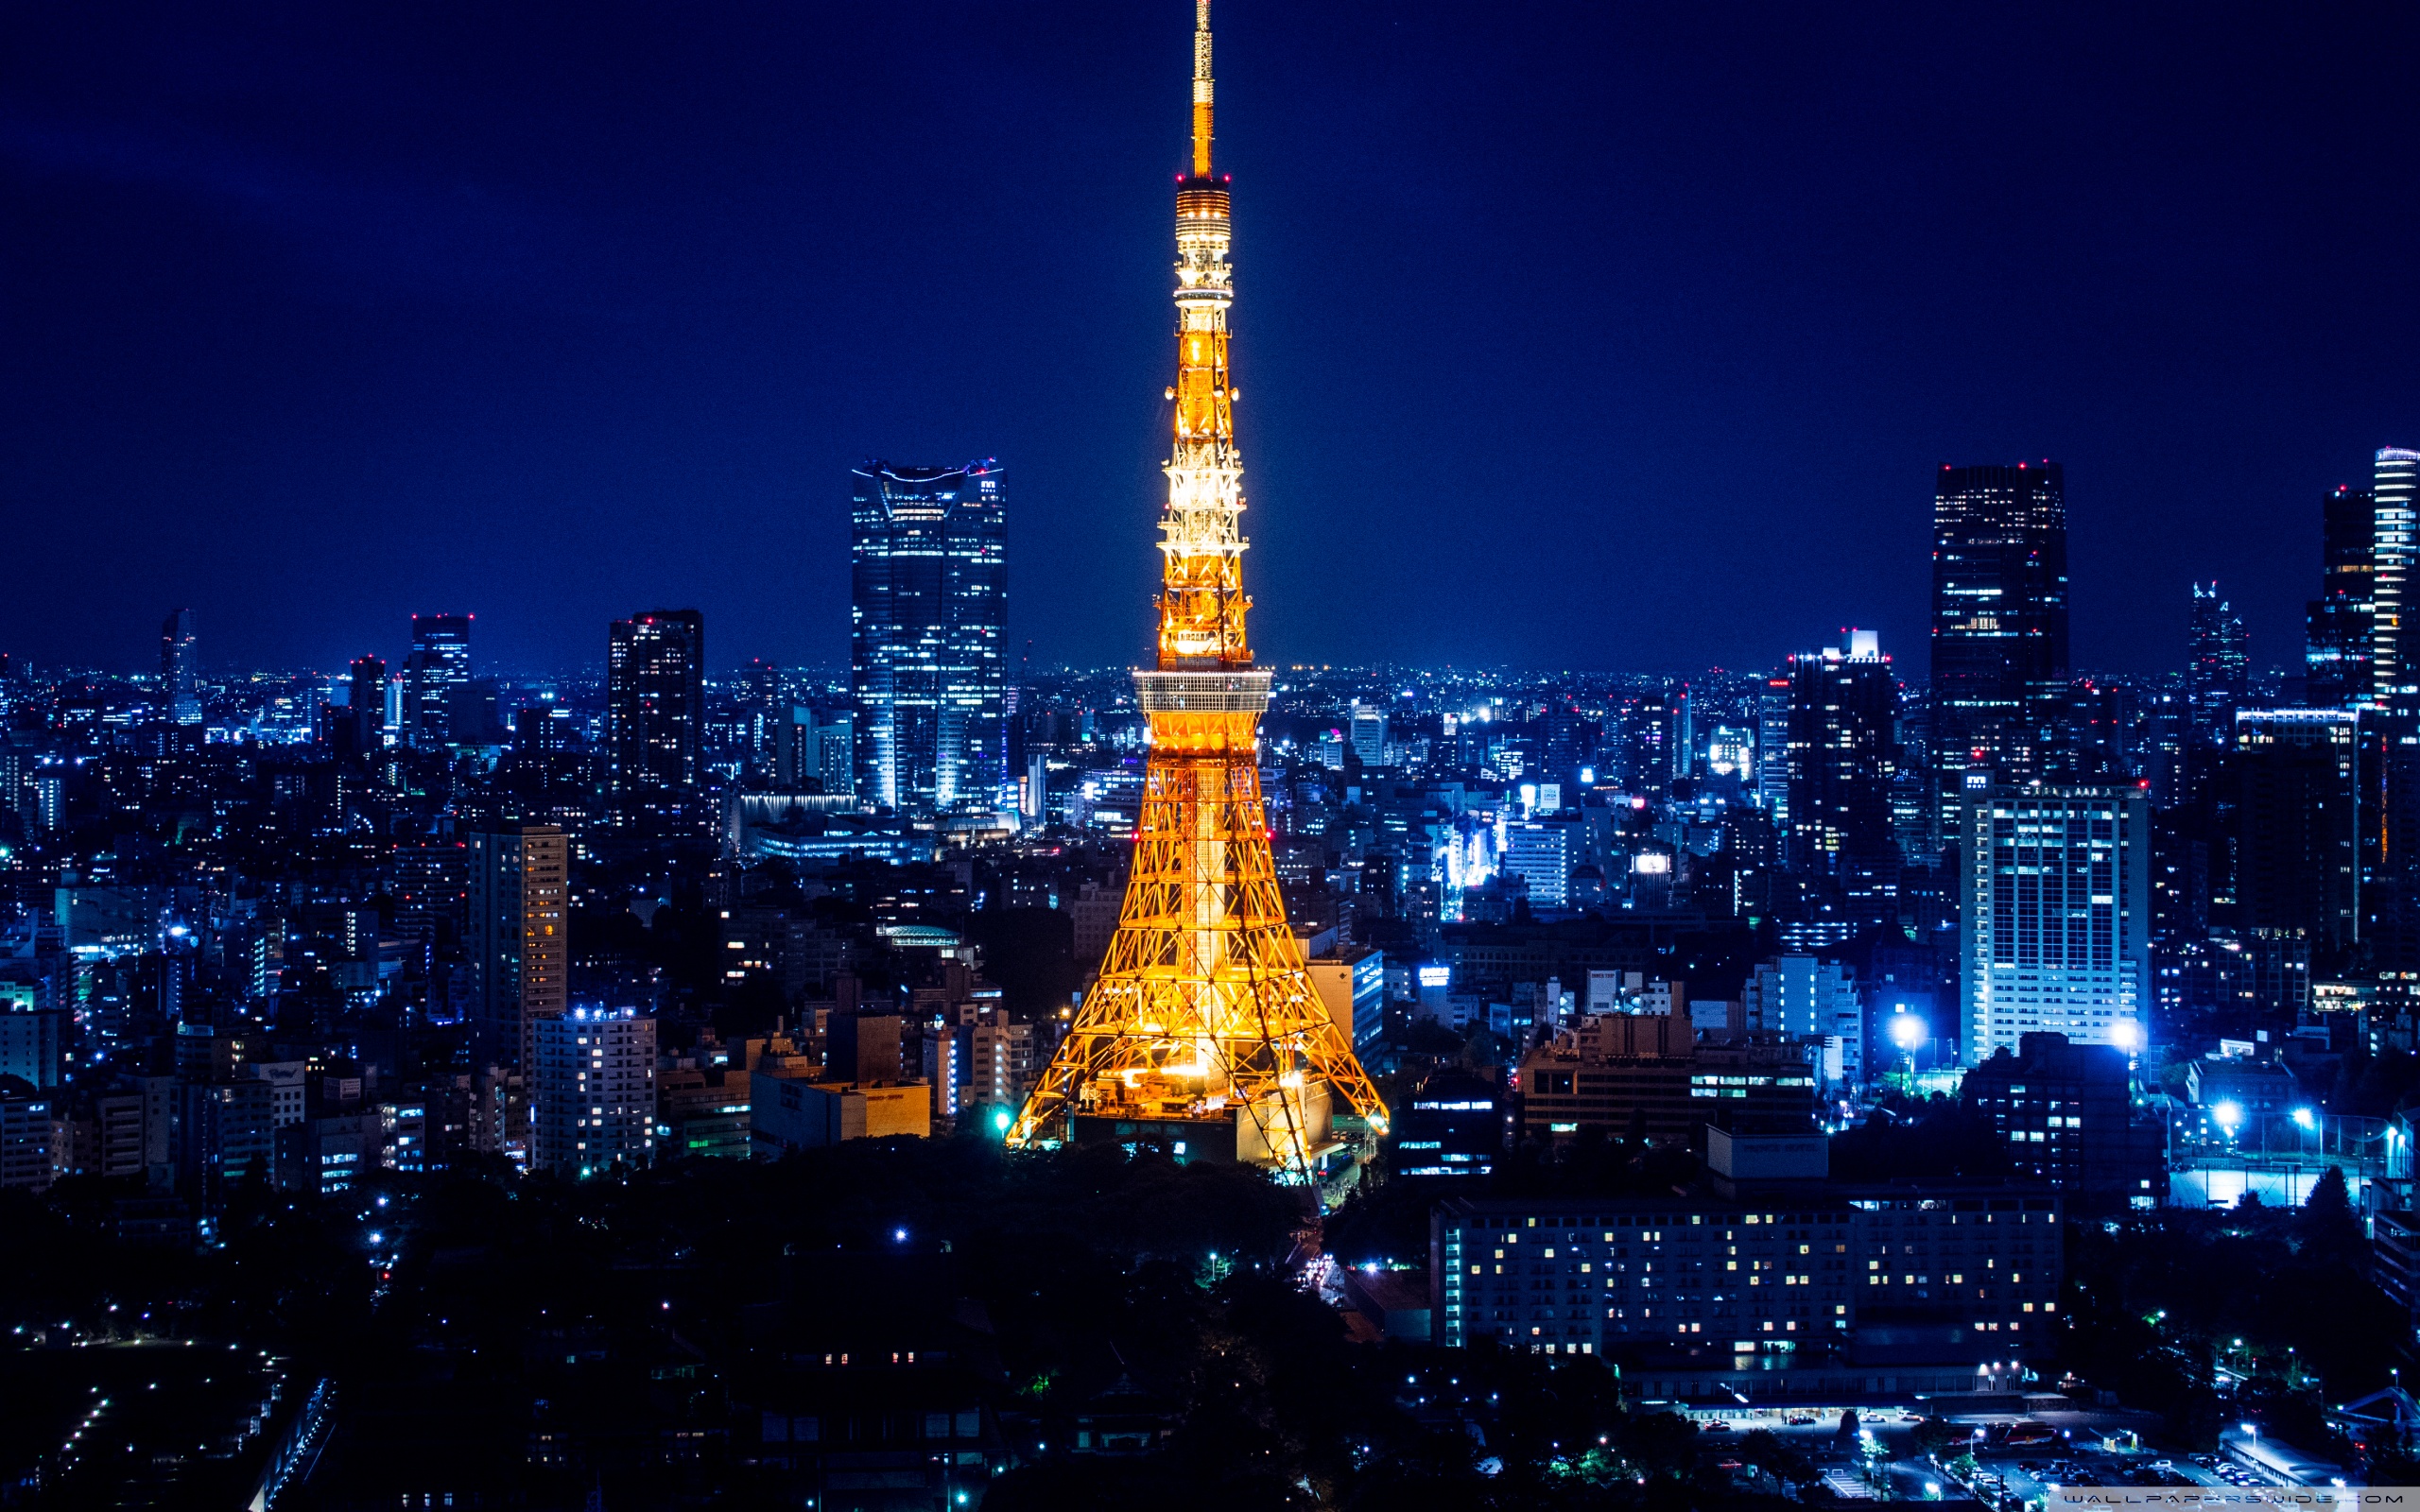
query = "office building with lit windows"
(607, 609, 706, 829)
(529, 1007, 656, 1178)
(1961, 1031, 2165, 1208)
(1785, 631, 1899, 913)
(1502, 818, 1574, 910)
(1430, 1187, 2064, 1387)
(2228, 709, 2360, 953)
(406, 612, 473, 749)
(849, 460, 1008, 815)
(1957, 774, 2151, 1063)
(1930, 463, 2069, 839)
(2305, 485, 2374, 710)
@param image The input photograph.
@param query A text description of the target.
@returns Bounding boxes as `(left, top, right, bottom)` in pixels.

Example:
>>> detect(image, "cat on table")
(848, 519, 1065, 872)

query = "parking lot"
(1683, 1401, 2216, 1505)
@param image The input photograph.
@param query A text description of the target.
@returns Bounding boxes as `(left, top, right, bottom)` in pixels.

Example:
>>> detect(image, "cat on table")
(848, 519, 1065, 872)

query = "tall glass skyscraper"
(2373, 448, 2420, 703)
(1785, 631, 1899, 916)
(2184, 582, 2249, 752)
(1930, 462, 2069, 844)
(159, 608, 200, 725)
(2304, 485, 2374, 709)
(849, 460, 1007, 815)
(406, 613, 473, 750)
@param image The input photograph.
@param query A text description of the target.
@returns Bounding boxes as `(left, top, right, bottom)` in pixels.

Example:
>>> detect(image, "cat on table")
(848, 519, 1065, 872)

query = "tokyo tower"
(1007, 0, 1389, 1180)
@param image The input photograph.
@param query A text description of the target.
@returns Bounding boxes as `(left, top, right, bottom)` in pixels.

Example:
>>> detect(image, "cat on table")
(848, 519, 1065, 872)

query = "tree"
(2300, 1165, 2363, 1263)
(1913, 1418, 1969, 1459)
(1739, 1429, 1813, 1489)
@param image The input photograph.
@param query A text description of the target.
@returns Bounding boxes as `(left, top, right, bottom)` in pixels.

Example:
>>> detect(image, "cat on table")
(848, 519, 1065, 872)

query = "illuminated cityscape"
(7, 2, 2420, 1508)
(1009, 0, 1388, 1179)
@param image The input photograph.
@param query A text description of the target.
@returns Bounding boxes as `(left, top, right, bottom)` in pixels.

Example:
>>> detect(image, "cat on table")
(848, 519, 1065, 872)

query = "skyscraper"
(1784, 630, 1899, 909)
(2185, 582, 2249, 754)
(345, 655, 388, 754)
(406, 613, 473, 750)
(2377, 449, 2420, 704)
(1958, 774, 2151, 1061)
(1930, 462, 2070, 837)
(849, 461, 1007, 815)
(2226, 710, 2358, 955)
(2305, 486, 2374, 709)
(467, 823, 567, 1072)
(606, 610, 706, 829)
(159, 609, 200, 725)
(1754, 675, 1790, 823)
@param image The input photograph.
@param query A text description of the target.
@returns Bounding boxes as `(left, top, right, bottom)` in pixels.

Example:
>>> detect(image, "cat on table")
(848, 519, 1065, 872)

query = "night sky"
(6, 2, 2417, 679)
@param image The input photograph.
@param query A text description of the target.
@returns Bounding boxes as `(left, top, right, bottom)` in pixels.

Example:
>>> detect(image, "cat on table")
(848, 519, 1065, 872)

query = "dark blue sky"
(5, 2, 2415, 679)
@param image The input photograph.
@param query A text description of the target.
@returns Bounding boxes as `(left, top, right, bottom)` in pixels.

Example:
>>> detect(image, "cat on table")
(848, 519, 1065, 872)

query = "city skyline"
(10, 8, 2420, 1501)
(9, 4, 2420, 677)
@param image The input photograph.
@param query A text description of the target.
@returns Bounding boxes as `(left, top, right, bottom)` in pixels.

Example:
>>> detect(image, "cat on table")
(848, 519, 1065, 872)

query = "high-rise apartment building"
(2377, 449, 2420, 703)
(2185, 583, 2249, 753)
(1957, 774, 2151, 1062)
(1931, 463, 2069, 837)
(406, 613, 473, 749)
(529, 1007, 656, 1178)
(1784, 631, 1898, 893)
(606, 610, 706, 828)
(160, 609, 200, 725)
(467, 823, 567, 1071)
(2306, 486, 2374, 709)
(850, 460, 1008, 815)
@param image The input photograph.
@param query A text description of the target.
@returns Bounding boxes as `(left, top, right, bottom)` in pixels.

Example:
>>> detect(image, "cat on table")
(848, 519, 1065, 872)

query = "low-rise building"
(1392, 1070, 1505, 1178)
(0, 1074, 56, 1191)
(1517, 1015, 1819, 1147)
(1430, 1177, 2064, 1394)
(1962, 1031, 2165, 1208)
(2375, 1211, 2420, 1338)
(659, 1066, 752, 1160)
(752, 1074, 931, 1156)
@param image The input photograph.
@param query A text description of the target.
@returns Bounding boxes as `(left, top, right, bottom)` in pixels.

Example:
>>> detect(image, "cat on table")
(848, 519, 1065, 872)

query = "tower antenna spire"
(1190, 0, 1214, 179)
(1007, 1, 1389, 1189)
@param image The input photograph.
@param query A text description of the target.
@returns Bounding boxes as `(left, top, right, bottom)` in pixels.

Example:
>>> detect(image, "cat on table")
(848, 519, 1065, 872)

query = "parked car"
(1700, 1419, 1732, 1433)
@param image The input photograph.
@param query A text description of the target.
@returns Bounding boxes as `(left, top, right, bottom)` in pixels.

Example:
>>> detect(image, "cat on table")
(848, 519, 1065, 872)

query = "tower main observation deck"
(1006, 1, 1389, 1182)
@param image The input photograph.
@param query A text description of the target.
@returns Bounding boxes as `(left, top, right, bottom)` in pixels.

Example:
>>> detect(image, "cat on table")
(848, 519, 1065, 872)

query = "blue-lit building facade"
(1958, 774, 2152, 1061)
(406, 612, 473, 750)
(849, 461, 1008, 816)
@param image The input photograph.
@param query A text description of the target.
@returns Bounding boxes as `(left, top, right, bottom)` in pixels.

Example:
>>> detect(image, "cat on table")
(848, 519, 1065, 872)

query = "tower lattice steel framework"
(1008, 0, 1389, 1180)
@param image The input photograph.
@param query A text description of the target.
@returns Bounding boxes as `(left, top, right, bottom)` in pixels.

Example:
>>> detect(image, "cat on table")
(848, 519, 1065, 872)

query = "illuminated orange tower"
(1008, 0, 1388, 1180)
